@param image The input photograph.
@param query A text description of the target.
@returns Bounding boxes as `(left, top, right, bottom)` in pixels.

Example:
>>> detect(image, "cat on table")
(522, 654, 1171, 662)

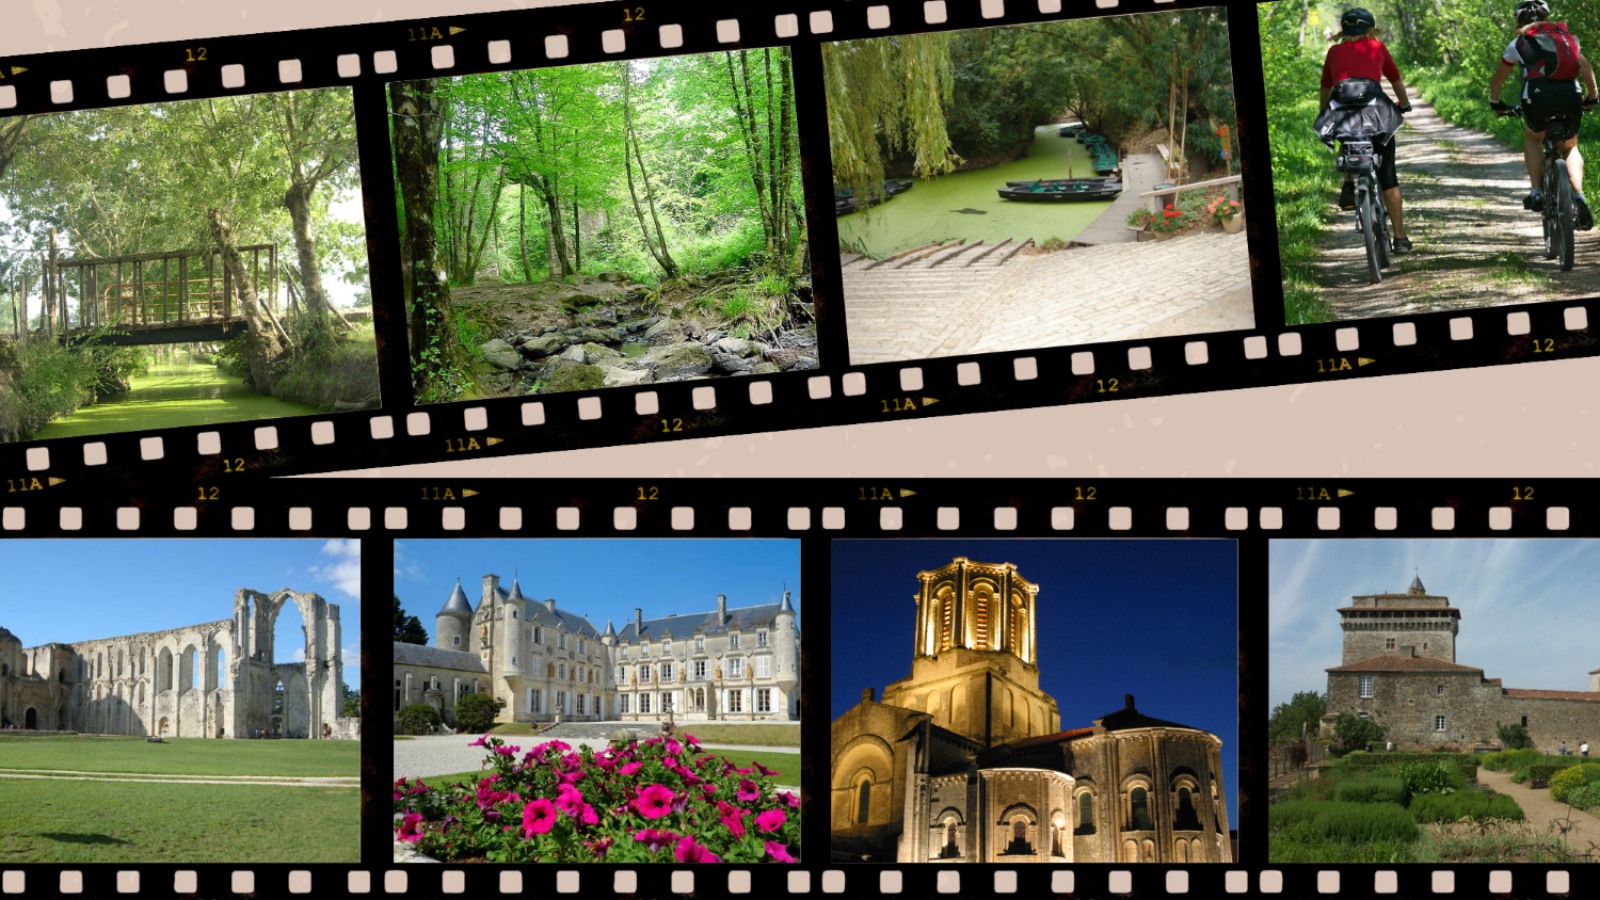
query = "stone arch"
(1142, 839, 1155, 862)
(926, 689, 942, 726)
(1122, 838, 1137, 862)
(833, 736, 893, 830)
(158, 716, 170, 735)
(950, 686, 965, 733)
(158, 647, 174, 692)
(1075, 787, 1097, 835)
(206, 630, 227, 692)
(179, 644, 197, 694)
(996, 801, 1037, 856)
(25, 707, 37, 730)
(1176, 839, 1189, 863)
(280, 669, 310, 738)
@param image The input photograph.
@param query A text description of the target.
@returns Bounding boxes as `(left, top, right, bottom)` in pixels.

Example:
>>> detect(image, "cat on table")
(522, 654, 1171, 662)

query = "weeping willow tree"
(822, 33, 960, 195)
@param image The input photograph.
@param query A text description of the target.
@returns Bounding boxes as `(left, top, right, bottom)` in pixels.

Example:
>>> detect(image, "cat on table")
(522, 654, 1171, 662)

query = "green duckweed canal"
(32, 359, 321, 441)
(837, 125, 1117, 258)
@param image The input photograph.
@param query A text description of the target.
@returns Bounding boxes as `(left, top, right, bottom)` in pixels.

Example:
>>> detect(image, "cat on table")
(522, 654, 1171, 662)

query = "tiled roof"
(1503, 688, 1600, 702)
(1591, 667, 1600, 675)
(1005, 727, 1094, 750)
(392, 641, 488, 673)
(1327, 655, 1484, 673)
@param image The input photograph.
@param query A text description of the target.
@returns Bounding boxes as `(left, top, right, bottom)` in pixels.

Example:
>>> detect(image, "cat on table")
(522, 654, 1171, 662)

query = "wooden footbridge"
(4, 243, 311, 346)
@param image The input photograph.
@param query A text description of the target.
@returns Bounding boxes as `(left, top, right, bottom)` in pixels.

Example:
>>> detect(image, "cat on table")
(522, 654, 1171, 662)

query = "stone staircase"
(842, 232, 1250, 364)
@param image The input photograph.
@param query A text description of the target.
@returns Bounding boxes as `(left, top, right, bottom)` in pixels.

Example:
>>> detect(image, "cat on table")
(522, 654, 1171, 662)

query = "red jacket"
(1322, 38, 1402, 89)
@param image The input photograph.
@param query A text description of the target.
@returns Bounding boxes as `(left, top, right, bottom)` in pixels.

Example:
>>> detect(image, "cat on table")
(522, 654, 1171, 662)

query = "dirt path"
(1315, 97, 1600, 320)
(1477, 766, 1600, 855)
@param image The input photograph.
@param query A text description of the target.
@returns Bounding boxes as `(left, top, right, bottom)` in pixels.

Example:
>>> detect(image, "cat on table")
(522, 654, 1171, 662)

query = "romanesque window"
(756, 656, 771, 678)
(757, 688, 772, 713)
(728, 689, 743, 713)
(940, 593, 953, 651)
(1359, 676, 1374, 698)
(857, 780, 871, 824)
(1007, 819, 1028, 854)
(757, 631, 768, 647)
(1130, 788, 1153, 831)
(1385, 638, 1396, 650)
(1435, 715, 1446, 731)
(974, 591, 990, 650)
(1175, 787, 1200, 831)
(1078, 792, 1094, 834)
(1052, 817, 1065, 856)
(944, 821, 958, 857)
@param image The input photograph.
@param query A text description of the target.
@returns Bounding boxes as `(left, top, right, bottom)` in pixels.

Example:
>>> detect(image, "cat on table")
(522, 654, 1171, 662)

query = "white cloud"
(291, 648, 307, 663)
(394, 540, 424, 583)
(310, 539, 361, 600)
(342, 645, 361, 670)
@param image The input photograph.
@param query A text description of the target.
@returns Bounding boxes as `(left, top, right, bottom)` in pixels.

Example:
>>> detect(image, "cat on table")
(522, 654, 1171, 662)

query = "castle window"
(1078, 792, 1095, 835)
(757, 688, 772, 712)
(663, 639, 671, 654)
(1385, 638, 1396, 650)
(512, 656, 517, 666)
(579, 640, 586, 653)
(1175, 787, 1200, 830)
(511, 610, 518, 620)
(1435, 715, 1446, 731)
(693, 660, 707, 680)
(534, 627, 543, 645)
(620, 694, 629, 714)
(558, 633, 566, 650)
(758, 631, 768, 647)
(1522, 715, 1528, 727)
(857, 780, 871, 824)
(1359, 676, 1374, 698)
(558, 663, 566, 679)
(756, 656, 771, 678)
(729, 634, 740, 650)
(453, 636, 461, 646)
(696, 637, 704, 651)
(1437, 683, 1445, 695)
(1422, 641, 1429, 651)
(1130, 788, 1153, 831)
(530, 689, 542, 713)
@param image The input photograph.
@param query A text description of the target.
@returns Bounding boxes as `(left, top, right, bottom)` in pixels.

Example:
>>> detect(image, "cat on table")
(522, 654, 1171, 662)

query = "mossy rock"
(544, 360, 606, 394)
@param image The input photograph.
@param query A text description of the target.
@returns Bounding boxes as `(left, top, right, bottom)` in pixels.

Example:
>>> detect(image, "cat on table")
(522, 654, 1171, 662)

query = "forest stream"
(32, 358, 320, 440)
(836, 125, 1118, 258)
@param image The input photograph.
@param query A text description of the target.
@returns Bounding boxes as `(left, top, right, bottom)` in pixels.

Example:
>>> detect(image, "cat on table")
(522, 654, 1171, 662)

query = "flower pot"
(1152, 230, 1176, 242)
(1222, 213, 1244, 234)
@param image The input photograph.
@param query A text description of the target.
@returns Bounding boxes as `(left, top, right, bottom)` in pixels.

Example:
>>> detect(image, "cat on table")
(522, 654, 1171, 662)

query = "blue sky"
(0, 540, 362, 688)
(394, 540, 801, 643)
(1269, 540, 1600, 710)
(831, 539, 1238, 828)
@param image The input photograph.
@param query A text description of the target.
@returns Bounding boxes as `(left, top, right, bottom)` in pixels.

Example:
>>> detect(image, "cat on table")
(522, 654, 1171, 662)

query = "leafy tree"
(454, 692, 504, 734)
(1496, 721, 1533, 750)
(394, 594, 430, 645)
(1269, 691, 1328, 742)
(341, 680, 361, 719)
(1330, 712, 1388, 757)
(398, 702, 442, 736)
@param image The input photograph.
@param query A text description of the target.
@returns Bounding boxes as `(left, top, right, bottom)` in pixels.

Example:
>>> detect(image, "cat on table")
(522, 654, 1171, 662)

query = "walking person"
(1561, 739, 1567, 755)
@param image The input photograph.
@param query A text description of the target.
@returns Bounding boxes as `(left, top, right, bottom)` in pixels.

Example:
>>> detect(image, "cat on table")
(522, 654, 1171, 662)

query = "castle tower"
(882, 558, 1058, 748)
(1591, 666, 1599, 693)
(1339, 572, 1460, 664)
(774, 587, 799, 702)
(436, 579, 472, 650)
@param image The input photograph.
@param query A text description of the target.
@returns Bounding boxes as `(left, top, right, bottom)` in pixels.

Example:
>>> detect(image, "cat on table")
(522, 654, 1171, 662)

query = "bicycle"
(1337, 138, 1392, 284)
(1498, 103, 1586, 272)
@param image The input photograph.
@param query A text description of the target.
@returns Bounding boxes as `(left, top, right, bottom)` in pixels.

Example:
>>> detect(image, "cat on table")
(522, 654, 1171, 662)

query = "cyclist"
(1321, 8, 1414, 253)
(1489, 0, 1599, 230)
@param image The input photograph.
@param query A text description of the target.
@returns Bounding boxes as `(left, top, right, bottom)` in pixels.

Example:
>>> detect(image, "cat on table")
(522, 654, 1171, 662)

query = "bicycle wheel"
(1557, 158, 1575, 271)
(1374, 183, 1393, 269)
(1543, 165, 1559, 259)
(1358, 184, 1382, 284)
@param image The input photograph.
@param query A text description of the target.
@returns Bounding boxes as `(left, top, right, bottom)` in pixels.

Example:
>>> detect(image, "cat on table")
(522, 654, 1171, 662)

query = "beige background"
(8, 0, 1597, 479)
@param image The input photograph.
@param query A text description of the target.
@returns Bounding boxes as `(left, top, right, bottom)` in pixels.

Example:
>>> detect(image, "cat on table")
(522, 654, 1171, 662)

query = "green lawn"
(0, 778, 358, 863)
(421, 750, 803, 789)
(0, 736, 359, 777)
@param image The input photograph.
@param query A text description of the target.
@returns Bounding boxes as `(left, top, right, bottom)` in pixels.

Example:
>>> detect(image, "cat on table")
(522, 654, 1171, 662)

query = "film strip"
(0, 0, 1594, 485)
(3, 477, 1599, 896)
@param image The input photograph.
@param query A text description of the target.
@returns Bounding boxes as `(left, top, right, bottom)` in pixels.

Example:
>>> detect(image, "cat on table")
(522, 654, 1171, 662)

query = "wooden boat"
(835, 196, 857, 216)
(833, 180, 914, 207)
(1058, 123, 1087, 137)
(998, 178, 1123, 202)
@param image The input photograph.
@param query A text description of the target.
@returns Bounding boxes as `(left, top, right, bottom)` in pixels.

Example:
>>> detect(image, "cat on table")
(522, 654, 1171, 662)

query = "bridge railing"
(1138, 174, 1243, 214)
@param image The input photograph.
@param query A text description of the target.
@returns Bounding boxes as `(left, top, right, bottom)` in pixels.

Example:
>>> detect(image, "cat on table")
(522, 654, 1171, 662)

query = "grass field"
(0, 779, 358, 863)
(488, 722, 801, 747)
(423, 749, 803, 789)
(0, 736, 359, 777)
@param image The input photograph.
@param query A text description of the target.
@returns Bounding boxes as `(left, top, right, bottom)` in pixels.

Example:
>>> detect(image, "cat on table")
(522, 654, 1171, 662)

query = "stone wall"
(1341, 619, 1457, 664)
(1329, 671, 1600, 750)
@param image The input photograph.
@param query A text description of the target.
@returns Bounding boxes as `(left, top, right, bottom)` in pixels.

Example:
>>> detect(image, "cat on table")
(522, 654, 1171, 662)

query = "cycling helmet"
(1516, 0, 1551, 25)
(1341, 8, 1376, 35)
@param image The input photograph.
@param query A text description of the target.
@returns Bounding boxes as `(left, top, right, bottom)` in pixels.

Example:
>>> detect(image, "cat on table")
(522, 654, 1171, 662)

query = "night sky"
(831, 539, 1238, 826)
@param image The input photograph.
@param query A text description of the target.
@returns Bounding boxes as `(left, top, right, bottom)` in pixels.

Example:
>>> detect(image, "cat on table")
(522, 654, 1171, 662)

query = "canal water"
(835, 124, 1118, 258)
(32, 358, 320, 441)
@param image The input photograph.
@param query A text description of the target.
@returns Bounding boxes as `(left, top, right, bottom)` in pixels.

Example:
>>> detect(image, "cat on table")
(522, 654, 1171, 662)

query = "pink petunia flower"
(737, 779, 760, 803)
(619, 761, 645, 776)
(397, 814, 424, 843)
(578, 803, 599, 826)
(632, 784, 677, 820)
(754, 761, 779, 777)
(468, 734, 492, 747)
(522, 798, 559, 838)
(664, 737, 683, 756)
(778, 791, 800, 809)
(555, 784, 585, 814)
(717, 800, 749, 838)
(633, 828, 680, 853)
(756, 808, 787, 832)
(765, 841, 796, 863)
(675, 835, 723, 863)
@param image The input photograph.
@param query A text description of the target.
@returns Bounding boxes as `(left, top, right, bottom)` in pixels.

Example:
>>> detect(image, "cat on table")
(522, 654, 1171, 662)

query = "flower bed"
(394, 732, 801, 863)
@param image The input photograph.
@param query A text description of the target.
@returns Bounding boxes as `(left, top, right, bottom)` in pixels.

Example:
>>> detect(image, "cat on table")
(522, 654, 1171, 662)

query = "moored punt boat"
(1058, 123, 1087, 137)
(884, 179, 914, 196)
(835, 196, 858, 216)
(997, 178, 1123, 202)
(834, 179, 914, 207)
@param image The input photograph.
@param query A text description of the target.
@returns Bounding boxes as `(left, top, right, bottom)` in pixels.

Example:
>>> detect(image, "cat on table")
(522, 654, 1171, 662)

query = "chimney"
(635, 607, 643, 636)
(718, 593, 727, 623)
(1125, 693, 1135, 710)
(483, 574, 500, 599)
(1402, 645, 1416, 658)
(862, 687, 875, 704)
(545, 598, 556, 612)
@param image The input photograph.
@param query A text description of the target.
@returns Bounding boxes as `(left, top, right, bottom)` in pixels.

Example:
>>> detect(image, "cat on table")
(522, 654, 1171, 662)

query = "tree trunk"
(1178, 67, 1189, 185)
(572, 198, 581, 272)
(283, 182, 339, 332)
(1299, 0, 1308, 47)
(207, 208, 287, 394)
(390, 79, 469, 396)
(620, 65, 678, 278)
(519, 188, 532, 283)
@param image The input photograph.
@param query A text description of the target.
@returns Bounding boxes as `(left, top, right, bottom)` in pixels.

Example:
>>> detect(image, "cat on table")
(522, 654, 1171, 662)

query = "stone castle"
(0, 588, 354, 739)
(1322, 574, 1600, 749)
(831, 557, 1232, 864)
(393, 574, 800, 726)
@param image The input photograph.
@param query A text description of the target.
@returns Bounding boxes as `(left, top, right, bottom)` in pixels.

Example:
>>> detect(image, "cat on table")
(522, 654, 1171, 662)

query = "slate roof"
(1005, 726, 1094, 750)
(616, 603, 787, 643)
(493, 583, 601, 639)
(439, 580, 473, 616)
(392, 641, 487, 673)
(1327, 655, 1484, 673)
(1503, 688, 1600, 702)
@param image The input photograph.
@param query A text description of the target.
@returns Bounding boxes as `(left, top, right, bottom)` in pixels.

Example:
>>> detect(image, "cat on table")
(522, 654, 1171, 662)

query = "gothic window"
(1359, 675, 1374, 698)
(1385, 638, 1396, 650)
(1130, 787, 1153, 831)
(1077, 792, 1095, 834)
(1435, 715, 1446, 731)
(1175, 787, 1200, 830)
(857, 780, 871, 824)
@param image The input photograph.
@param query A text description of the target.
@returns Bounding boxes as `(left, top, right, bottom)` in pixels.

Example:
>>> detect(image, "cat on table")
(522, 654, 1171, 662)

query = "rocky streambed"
(466, 279, 820, 396)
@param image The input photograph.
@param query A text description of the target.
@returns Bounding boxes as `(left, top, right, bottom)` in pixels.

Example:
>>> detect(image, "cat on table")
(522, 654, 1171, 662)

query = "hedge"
(1410, 790, 1525, 824)
(397, 703, 443, 736)
(1269, 800, 1419, 844)
(1529, 762, 1581, 783)
(1334, 774, 1407, 805)
(1459, 763, 1479, 782)
(1568, 782, 1600, 811)
(1339, 750, 1475, 768)
(1550, 763, 1600, 804)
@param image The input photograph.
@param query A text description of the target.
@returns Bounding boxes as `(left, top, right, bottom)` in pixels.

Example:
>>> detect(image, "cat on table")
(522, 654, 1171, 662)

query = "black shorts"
(1524, 89, 1584, 137)
(1345, 139, 1400, 192)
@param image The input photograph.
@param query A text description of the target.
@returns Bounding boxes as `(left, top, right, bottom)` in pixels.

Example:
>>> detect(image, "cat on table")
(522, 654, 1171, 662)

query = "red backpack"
(1517, 21, 1583, 82)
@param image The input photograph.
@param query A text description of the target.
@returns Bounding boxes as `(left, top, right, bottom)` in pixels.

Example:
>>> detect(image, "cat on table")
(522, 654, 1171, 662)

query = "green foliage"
(394, 595, 429, 645)
(398, 703, 443, 736)
(341, 681, 361, 720)
(0, 328, 152, 441)
(1529, 763, 1580, 782)
(1549, 763, 1600, 804)
(1410, 790, 1524, 824)
(1459, 762, 1480, 781)
(1269, 800, 1419, 844)
(1341, 750, 1474, 767)
(453, 693, 503, 735)
(720, 290, 757, 321)
(272, 324, 379, 413)
(1399, 760, 1463, 797)
(1334, 773, 1407, 805)
(1496, 721, 1533, 750)
(1269, 821, 1418, 863)
(1330, 713, 1389, 757)
(1567, 782, 1600, 811)
(212, 335, 252, 378)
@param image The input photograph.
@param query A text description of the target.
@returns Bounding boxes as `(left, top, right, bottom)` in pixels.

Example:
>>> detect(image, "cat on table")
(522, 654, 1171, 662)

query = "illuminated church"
(830, 557, 1232, 863)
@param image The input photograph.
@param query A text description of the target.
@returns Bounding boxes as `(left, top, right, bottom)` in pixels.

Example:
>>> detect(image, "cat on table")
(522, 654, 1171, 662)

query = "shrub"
(1496, 721, 1533, 750)
(1529, 763, 1580, 783)
(1335, 774, 1407, 805)
(454, 693, 504, 734)
(1501, 748, 1545, 772)
(1567, 782, 1600, 811)
(1269, 821, 1417, 863)
(1459, 762, 1479, 782)
(398, 703, 443, 736)
(1511, 770, 1529, 784)
(1400, 761, 1462, 798)
(1410, 790, 1524, 824)
(1549, 763, 1600, 804)
(1330, 714, 1388, 758)
(1479, 751, 1509, 772)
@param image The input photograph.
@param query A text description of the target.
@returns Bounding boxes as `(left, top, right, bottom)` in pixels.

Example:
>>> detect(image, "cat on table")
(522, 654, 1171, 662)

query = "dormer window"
(580, 639, 586, 654)
(758, 631, 768, 647)
(664, 639, 672, 654)
(534, 627, 543, 645)
(695, 637, 704, 651)
(558, 633, 567, 650)
(729, 633, 741, 650)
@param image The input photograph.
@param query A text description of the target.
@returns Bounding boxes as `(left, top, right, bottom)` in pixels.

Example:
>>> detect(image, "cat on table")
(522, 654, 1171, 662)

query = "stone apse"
(0, 588, 344, 739)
